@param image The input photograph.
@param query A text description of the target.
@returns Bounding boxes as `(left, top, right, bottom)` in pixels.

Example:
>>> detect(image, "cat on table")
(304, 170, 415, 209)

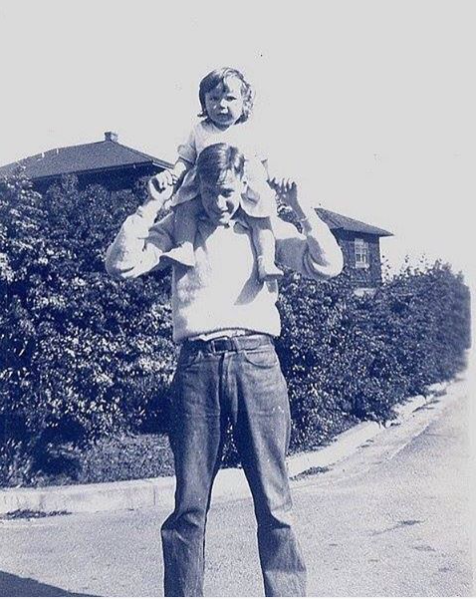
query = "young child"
(148, 67, 283, 281)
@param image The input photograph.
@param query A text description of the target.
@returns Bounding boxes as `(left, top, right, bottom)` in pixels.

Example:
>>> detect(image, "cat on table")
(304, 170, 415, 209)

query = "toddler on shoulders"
(149, 67, 283, 281)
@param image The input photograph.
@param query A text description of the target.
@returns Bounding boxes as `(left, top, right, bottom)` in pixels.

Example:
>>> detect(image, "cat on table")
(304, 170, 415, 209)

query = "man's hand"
(269, 177, 308, 221)
(152, 169, 178, 192)
(147, 173, 175, 209)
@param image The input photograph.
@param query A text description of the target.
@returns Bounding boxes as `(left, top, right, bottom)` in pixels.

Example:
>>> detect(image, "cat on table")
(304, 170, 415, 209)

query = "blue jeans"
(161, 335, 307, 596)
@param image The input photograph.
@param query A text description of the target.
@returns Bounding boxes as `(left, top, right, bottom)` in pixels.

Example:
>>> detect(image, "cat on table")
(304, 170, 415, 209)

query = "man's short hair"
(196, 143, 246, 185)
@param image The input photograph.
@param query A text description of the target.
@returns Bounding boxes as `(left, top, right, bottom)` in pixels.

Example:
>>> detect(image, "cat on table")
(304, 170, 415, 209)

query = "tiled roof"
(0, 135, 173, 180)
(317, 207, 393, 237)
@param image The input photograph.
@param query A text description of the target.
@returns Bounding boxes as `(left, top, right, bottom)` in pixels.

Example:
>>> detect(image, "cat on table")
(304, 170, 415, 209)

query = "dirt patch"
(0, 509, 71, 520)
(290, 466, 330, 481)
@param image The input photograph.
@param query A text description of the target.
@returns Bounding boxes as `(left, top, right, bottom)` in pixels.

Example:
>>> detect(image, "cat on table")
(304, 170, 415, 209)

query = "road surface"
(0, 385, 472, 596)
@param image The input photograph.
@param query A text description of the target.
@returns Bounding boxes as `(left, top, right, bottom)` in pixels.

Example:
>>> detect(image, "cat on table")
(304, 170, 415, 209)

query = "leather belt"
(183, 334, 273, 354)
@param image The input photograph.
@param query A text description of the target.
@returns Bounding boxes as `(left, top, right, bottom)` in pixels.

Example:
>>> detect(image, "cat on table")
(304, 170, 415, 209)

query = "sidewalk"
(0, 380, 456, 516)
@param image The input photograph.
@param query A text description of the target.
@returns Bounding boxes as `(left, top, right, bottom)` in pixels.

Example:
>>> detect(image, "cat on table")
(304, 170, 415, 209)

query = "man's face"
(199, 170, 244, 226)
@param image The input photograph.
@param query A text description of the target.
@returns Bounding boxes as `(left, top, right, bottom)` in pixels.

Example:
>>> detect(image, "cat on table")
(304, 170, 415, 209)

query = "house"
(0, 133, 392, 289)
(0, 132, 173, 193)
(316, 208, 392, 291)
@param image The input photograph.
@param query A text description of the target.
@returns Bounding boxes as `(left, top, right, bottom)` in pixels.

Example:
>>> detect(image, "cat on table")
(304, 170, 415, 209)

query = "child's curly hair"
(198, 67, 255, 123)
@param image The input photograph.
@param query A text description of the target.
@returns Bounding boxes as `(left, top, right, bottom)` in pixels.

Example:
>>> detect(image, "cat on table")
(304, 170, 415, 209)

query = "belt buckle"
(210, 337, 231, 353)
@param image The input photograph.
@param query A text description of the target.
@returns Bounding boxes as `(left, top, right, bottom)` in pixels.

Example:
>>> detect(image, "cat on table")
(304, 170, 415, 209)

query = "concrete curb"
(0, 380, 455, 515)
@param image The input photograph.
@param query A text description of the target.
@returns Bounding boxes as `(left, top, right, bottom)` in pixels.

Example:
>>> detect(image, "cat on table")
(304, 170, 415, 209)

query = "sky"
(0, 0, 474, 281)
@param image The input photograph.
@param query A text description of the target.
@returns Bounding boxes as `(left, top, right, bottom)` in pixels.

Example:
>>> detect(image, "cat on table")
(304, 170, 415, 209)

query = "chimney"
(104, 131, 118, 142)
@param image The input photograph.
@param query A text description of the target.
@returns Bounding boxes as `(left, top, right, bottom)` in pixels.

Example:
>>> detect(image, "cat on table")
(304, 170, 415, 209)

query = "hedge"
(277, 261, 470, 451)
(0, 171, 471, 486)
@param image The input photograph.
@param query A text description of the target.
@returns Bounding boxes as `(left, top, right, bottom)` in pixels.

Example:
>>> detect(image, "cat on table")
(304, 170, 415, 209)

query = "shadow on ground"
(0, 571, 99, 597)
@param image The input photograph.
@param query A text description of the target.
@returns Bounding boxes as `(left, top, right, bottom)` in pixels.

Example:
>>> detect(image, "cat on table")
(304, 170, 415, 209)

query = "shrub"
(277, 260, 470, 452)
(0, 171, 471, 484)
(0, 172, 175, 485)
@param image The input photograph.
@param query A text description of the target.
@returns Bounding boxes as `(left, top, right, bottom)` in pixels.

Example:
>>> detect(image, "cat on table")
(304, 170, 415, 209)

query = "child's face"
(199, 169, 244, 226)
(204, 77, 244, 129)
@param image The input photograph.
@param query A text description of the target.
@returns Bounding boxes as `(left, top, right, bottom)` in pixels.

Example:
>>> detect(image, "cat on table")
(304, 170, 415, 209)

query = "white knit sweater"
(105, 204, 343, 342)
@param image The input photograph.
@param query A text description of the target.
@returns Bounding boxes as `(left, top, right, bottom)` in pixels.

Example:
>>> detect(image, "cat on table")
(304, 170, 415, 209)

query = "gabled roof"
(0, 133, 173, 180)
(317, 207, 393, 237)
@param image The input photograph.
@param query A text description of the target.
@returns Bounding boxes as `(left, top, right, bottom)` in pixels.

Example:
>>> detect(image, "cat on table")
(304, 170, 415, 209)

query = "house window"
(354, 238, 370, 268)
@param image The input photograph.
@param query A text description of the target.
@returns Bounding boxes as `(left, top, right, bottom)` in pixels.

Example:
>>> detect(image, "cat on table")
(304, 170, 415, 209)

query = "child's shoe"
(161, 243, 196, 268)
(257, 257, 284, 282)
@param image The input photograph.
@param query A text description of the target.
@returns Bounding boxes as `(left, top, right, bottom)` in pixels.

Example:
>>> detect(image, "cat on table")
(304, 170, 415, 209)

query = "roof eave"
(28, 159, 172, 182)
(331, 225, 393, 238)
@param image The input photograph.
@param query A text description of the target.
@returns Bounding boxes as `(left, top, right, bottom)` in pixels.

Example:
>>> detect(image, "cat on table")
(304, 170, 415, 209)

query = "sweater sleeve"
(105, 206, 175, 279)
(273, 211, 344, 281)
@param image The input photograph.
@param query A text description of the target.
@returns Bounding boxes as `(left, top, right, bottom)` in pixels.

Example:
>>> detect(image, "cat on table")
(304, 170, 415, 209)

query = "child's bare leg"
(248, 216, 283, 281)
(162, 198, 201, 267)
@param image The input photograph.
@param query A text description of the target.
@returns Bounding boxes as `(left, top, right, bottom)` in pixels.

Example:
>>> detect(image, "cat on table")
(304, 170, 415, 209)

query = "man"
(105, 143, 343, 597)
